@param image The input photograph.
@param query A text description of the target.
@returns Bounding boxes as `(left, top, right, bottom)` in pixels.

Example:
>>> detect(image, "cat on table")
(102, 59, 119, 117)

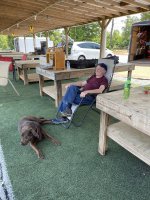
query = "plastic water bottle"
(123, 78, 131, 99)
(67, 61, 70, 70)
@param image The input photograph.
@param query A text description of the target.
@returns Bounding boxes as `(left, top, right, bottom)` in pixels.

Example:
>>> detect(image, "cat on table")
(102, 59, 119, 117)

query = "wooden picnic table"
(96, 86, 150, 166)
(27, 54, 45, 60)
(15, 60, 40, 85)
(0, 53, 24, 60)
(36, 63, 135, 107)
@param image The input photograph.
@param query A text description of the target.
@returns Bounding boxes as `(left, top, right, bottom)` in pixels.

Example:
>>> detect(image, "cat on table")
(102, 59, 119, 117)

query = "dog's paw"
(38, 152, 45, 159)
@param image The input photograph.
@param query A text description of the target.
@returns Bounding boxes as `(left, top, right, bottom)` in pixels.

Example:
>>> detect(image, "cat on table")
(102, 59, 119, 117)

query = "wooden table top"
(96, 86, 150, 136)
(36, 62, 135, 80)
(15, 60, 40, 65)
(15, 60, 40, 68)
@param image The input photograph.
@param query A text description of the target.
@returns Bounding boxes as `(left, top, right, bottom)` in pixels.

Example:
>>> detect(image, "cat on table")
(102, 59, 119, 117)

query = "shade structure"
(0, 0, 150, 36)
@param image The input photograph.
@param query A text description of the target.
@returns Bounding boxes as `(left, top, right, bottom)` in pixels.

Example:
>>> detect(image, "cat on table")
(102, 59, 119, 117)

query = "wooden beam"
(46, 31, 49, 50)
(64, 27, 70, 59)
(99, 19, 111, 58)
(33, 33, 36, 52)
(121, 0, 150, 10)
(24, 36, 27, 53)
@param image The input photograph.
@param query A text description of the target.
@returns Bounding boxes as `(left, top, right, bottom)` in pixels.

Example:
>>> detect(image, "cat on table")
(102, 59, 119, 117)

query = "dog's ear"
(31, 127, 42, 140)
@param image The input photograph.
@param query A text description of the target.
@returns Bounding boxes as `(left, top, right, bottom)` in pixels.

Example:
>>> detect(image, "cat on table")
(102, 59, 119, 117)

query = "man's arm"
(80, 85, 106, 98)
(65, 80, 87, 89)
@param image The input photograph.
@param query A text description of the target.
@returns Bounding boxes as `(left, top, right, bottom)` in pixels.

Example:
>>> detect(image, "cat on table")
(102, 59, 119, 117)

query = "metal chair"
(0, 61, 20, 96)
(56, 59, 116, 128)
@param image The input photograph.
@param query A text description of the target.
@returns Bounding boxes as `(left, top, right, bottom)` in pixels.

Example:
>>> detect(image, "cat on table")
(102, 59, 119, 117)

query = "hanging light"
(34, 15, 37, 20)
(17, 23, 19, 28)
(12, 32, 15, 36)
(29, 25, 34, 33)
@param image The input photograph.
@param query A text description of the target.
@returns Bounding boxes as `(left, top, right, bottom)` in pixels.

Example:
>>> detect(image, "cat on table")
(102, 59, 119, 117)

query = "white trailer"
(14, 36, 53, 53)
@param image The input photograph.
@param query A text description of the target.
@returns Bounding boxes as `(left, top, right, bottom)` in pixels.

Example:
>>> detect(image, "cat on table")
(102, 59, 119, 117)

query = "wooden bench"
(107, 122, 150, 165)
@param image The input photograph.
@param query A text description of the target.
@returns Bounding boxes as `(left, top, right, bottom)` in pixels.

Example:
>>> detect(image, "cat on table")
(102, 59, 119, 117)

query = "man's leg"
(58, 85, 81, 113)
(74, 94, 95, 105)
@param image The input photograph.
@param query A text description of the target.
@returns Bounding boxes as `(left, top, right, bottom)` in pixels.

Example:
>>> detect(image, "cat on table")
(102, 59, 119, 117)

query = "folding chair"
(56, 59, 116, 128)
(0, 61, 20, 96)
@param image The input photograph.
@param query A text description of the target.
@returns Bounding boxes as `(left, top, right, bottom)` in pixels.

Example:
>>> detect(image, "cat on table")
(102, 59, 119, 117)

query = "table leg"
(17, 67, 21, 80)
(127, 69, 132, 79)
(39, 74, 44, 96)
(98, 111, 109, 155)
(54, 80, 62, 107)
(23, 68, 28, 85)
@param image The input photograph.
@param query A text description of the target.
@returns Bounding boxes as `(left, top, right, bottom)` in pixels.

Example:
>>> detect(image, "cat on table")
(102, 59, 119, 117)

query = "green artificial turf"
(0, 77, 150, 200)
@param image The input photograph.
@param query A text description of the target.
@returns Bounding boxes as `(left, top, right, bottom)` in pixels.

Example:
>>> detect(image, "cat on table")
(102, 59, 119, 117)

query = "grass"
(0, 76, 150, 200)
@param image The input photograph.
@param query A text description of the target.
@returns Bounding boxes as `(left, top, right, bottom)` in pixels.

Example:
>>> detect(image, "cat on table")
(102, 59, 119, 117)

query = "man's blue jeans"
(58, 85, 95, 112)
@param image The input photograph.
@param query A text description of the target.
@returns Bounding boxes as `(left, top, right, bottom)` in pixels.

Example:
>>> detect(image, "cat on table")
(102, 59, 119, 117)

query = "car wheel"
(106, 54, 112, 57)
(78, 55, 86, 60)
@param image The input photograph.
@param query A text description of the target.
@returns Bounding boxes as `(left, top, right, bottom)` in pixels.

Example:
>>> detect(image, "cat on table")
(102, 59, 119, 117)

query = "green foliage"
(121, 16, 139, 48)
(0, 35, 14, 50)
(140, 12, 150, 21)
(8, 35, 14, 50)
(107, 30, 122, 49)
(48, 30, 62, 46)
(0, 35, 8, 49)
(69, 22, 100, 43)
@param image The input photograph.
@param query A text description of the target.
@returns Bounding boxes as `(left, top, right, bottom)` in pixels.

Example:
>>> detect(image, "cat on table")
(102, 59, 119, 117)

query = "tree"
(107, 30, 122, 49)
(8, 36, 14, 50)
(121, 16, 139, 48)
(69, 22, 100, 43)
(140, 11, 150, 21)
(0, 35, 8, 49)
(48, 30, 62, 46)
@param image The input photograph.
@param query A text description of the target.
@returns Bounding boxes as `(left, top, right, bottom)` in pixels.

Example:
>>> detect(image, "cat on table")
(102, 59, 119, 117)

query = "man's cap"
(97, 63, 107, 71)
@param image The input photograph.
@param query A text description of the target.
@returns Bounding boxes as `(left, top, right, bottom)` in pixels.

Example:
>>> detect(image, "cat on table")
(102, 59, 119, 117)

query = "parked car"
(68, 41, 113, 60)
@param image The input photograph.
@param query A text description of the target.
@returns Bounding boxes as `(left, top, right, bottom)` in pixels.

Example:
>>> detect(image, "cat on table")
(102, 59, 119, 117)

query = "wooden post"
(99, 19, 111, 58)
(98, 111, 109, 155)
(39, 74, 45, 96)
(46, 31, 49, 50)
(54, 80, 62, 107)
(33, 33, 36, 52)
(24, 36, 27, 53)
(64, 27, 69, 59)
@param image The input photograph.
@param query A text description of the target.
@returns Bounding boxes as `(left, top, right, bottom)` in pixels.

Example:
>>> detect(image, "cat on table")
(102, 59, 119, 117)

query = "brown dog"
(18, 116, 61, 159)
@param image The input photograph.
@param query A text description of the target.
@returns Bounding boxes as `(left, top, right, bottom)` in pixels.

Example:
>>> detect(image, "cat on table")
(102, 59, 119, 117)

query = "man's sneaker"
(61, 108, 72, 117)
(51, 117, 69, 124)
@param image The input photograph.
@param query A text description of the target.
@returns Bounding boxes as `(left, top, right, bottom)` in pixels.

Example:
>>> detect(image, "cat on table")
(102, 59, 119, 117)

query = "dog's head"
(20, 125, 42, 145)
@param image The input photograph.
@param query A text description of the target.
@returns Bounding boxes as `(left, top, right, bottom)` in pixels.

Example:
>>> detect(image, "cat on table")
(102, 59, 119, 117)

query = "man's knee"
(67, 85, 78, 93)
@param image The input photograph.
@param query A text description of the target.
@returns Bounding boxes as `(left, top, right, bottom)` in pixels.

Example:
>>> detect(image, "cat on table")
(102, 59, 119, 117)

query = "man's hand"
(80, 91, 89, 98)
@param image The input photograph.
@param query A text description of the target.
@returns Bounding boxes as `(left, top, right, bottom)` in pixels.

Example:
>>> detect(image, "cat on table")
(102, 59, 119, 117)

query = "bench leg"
(39, 75, 44, 96)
